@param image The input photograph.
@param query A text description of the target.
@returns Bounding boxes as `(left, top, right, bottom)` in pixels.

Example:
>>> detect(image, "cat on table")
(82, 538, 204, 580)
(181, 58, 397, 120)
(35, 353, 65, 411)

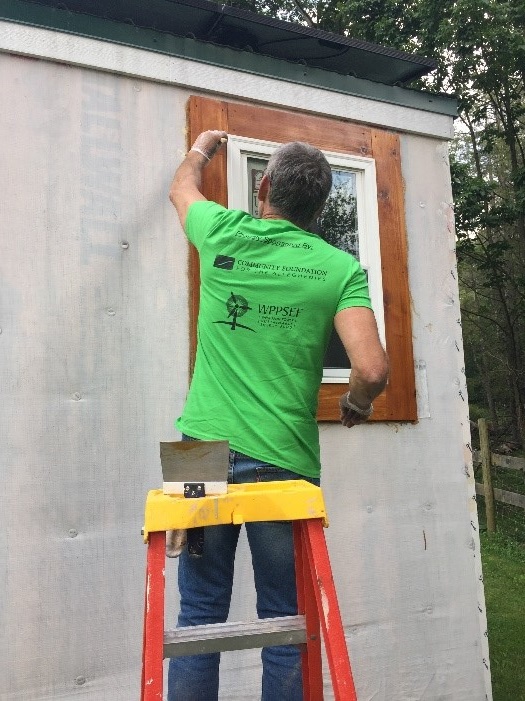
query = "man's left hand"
(339, 392, 373, 428)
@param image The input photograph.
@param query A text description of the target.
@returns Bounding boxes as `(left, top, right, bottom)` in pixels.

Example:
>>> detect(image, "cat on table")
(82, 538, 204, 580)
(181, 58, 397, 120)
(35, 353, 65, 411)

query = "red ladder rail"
(141, 483, 358, 700)
(294, 519, 358, 701)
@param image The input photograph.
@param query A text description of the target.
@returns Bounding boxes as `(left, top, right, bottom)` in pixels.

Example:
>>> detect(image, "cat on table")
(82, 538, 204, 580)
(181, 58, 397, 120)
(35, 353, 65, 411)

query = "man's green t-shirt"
(176, 201, 372, 478)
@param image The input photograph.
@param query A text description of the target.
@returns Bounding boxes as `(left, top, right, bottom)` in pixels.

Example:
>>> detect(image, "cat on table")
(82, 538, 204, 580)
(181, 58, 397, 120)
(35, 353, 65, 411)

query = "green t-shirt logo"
(214, 293, 255, 332)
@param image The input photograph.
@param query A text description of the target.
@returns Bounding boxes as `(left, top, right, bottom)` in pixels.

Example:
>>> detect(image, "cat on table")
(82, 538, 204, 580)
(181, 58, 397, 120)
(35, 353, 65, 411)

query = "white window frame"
(226, 134, 385, 383)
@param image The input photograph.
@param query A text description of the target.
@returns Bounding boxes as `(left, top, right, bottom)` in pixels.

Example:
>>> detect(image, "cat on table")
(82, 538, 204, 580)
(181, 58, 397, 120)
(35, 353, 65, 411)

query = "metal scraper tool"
(160, 440, 229, 495)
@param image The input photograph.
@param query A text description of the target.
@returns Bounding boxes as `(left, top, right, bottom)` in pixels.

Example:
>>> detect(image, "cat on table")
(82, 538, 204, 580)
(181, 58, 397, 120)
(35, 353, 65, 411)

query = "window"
(187, 95, 416, 422)
(226, 134, 385, 384)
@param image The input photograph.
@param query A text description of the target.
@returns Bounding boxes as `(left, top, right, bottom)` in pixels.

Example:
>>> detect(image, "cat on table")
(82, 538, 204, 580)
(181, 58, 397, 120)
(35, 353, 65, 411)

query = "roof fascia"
(0, 0, 457, 117)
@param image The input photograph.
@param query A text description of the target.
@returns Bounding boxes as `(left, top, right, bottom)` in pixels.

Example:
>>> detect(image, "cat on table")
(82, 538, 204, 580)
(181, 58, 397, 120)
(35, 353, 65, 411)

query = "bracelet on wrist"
(189, 147, 210, 161)
(342, 392, 373, 417)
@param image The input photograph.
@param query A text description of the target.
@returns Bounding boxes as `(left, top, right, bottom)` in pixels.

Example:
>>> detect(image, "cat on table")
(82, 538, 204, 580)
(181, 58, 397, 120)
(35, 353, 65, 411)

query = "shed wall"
(0, 52, 490, 700)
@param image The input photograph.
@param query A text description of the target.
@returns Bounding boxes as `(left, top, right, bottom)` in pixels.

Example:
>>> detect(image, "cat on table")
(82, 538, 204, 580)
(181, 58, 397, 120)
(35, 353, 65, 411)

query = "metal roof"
(9, 0, 438, 86)
(0, 0, 457, 117)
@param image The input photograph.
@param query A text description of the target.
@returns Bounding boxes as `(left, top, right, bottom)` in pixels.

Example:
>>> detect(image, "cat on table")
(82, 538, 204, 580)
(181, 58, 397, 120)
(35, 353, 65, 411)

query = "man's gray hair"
(265, 142, 332, 229)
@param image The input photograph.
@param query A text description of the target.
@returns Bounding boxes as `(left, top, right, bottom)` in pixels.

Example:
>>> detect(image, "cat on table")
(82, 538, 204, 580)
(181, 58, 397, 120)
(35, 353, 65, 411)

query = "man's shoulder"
(186, 202, 256, 249)
(187, 200, 225, 219)
(187, 201, 254, 228)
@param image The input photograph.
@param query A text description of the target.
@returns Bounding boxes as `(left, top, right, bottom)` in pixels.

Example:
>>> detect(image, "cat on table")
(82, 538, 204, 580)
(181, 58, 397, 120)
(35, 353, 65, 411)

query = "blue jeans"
(167, 439, 319, 701)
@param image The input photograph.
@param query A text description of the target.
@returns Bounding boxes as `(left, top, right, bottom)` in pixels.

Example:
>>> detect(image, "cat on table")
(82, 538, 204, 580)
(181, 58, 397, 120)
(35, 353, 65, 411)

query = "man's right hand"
(169, 130, 228, 229)
(189, 130, 228, 161)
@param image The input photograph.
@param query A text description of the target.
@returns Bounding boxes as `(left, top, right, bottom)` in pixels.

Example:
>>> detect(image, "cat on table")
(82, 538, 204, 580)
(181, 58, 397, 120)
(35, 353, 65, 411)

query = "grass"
(480, 531, 525, 700)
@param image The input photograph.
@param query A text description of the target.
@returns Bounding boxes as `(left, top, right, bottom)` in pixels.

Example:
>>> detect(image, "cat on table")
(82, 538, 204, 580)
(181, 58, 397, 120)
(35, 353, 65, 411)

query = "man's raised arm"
(169, 130, 228, 230)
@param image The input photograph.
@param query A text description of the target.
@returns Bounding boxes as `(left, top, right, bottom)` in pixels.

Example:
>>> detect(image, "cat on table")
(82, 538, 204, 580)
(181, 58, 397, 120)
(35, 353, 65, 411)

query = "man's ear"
(313, 199, 328, 221)
(257, 174, 270, 203)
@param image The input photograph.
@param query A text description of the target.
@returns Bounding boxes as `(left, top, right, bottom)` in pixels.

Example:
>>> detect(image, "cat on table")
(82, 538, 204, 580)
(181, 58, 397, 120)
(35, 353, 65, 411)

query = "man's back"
(177, 201, 372, 477)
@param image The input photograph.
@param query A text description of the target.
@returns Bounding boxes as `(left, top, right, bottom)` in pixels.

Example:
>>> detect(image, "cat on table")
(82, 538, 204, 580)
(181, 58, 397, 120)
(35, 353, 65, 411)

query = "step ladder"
(140, 471, 358, 700)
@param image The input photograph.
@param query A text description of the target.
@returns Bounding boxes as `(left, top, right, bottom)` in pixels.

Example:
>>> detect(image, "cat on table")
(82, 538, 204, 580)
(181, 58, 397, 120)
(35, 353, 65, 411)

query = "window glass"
(247, 157, 267, 217)
(318, 170, 358, 259)
(317, 169, 360, 378)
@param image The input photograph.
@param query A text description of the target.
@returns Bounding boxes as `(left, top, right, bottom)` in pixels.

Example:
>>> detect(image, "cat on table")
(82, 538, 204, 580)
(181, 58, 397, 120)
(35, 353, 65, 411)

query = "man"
(168, 130, 388, 700)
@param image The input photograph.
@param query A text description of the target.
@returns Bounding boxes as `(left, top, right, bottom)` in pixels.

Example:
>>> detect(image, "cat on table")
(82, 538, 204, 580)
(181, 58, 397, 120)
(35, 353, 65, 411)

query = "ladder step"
(164, 615, 307, 658)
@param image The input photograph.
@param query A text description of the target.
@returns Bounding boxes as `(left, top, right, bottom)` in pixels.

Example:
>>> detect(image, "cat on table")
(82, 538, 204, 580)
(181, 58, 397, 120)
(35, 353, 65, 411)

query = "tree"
(318, 176, 358, 256)
(444, 1, 525, 447)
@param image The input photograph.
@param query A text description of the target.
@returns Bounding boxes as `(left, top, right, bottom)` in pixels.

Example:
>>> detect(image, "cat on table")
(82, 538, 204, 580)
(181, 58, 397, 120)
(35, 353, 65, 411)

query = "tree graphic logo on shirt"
(214, 292, 256, 332)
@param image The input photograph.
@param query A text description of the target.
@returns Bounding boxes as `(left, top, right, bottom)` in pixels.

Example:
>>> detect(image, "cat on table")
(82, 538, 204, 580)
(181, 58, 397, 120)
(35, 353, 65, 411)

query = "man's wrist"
(189, 147, 210, 161)
(188, 132, 227, 162)
(340, 392, 373, 417)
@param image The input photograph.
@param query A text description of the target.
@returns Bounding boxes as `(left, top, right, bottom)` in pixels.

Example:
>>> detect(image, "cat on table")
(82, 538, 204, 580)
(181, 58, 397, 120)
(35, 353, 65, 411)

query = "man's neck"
(259, 200, 308, 229)
(261, 212, 284, 221)
(260, 206, 301, 227)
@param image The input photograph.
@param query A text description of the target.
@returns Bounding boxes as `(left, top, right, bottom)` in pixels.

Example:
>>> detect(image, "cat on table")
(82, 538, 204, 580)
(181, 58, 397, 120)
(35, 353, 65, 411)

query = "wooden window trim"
(187, 95, 417, 422)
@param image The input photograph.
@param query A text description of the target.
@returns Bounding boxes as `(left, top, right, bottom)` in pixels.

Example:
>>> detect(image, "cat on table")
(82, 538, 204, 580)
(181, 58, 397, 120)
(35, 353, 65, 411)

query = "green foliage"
(468, 403, 490, 423)
(438, 2, 525, 447)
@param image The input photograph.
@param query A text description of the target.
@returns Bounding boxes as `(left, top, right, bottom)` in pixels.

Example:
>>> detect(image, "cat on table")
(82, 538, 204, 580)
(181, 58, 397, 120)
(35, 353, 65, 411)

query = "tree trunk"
(478, 350, 499, 430)
(514, 382, 525, 450)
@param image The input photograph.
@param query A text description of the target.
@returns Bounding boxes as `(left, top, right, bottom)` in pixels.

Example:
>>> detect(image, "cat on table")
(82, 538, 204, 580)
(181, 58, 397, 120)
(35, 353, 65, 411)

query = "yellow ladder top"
(143, 480, 328, 541)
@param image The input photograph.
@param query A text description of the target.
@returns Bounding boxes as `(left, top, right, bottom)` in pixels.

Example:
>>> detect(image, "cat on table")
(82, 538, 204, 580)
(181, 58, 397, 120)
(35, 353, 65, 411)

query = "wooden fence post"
(478, 418, 496, 533)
